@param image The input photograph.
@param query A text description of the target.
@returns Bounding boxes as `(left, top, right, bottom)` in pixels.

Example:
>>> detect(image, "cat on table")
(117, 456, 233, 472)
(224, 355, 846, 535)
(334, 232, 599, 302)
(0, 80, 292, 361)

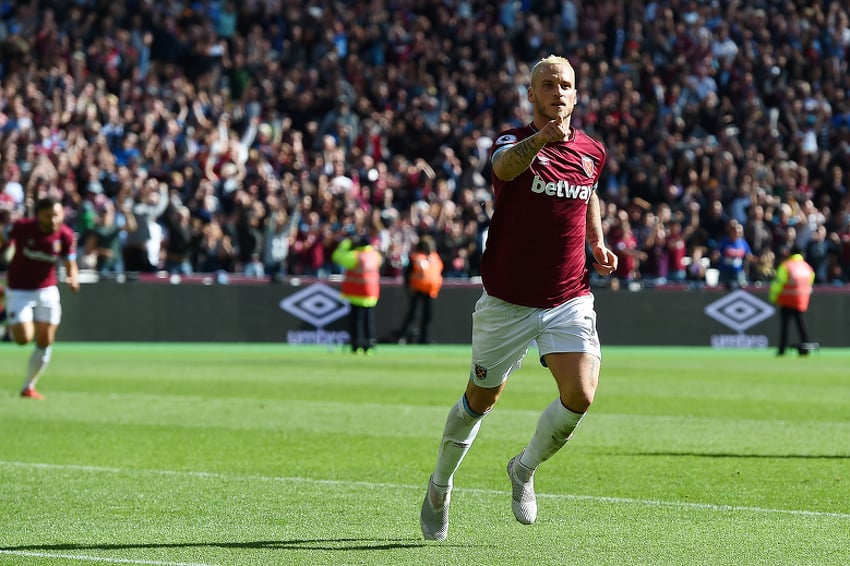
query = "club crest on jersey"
(53, 240, 62, 253)
(474, 364, 487, 380)
(536, 154, 551, 166)
(581, 155, 595, 178)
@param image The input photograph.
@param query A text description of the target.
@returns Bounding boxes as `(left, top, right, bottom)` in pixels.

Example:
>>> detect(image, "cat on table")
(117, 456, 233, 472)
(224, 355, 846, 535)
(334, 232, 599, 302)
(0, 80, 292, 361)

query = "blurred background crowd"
(1, 0, 849, 289)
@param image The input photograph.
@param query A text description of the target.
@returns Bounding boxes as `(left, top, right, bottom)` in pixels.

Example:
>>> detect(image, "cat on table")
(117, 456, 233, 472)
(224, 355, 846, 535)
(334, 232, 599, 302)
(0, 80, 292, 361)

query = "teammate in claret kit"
(0, 197, 79, 399)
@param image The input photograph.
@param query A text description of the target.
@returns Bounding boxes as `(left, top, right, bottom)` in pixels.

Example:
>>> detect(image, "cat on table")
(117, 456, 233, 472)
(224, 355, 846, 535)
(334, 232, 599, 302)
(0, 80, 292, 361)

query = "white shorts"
(470, 290, 601, 388)
(6, 286, 63, 326)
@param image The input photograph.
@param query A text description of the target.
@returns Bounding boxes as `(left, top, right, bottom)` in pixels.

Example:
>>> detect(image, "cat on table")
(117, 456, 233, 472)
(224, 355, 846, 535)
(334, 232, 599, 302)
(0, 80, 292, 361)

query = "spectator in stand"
(665, 220, 688, 284)
(318, 96, 361, 154)
(381, 238, 407, 279)
(685, 246, 708, 290)
(443, 249, 471, 279)
(712, 220, 753, 290)
(744, 204, 773, 256)
(836, 228, 850, 284)
(262, 202, 300, 283)
(770, 204, 797, 256)
(750, 249, 777, 286)
(89, 198, 137, 277)
(701, 199, 730, 253)
(437, 217, 474, 278)
(774, 225, 799, 265)
(804, 225, 835, 285)
(319, 223, 344, 278)
(291, 209, 325, 277)
(233, 194, 266, 278)
(640, 223, 670, 286)
(609, 214, 644, 289)
(1, 163, 25, 215)
(631, 207, 657, 253)
(196, 218, 236, 274)
(123, 176, 168, 273)
(162, 203, 195, 276)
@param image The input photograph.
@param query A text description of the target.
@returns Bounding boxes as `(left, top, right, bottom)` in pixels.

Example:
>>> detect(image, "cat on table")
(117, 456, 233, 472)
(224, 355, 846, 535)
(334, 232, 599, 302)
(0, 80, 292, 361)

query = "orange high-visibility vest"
(408, 251, 444, 298)
(776, 256, 814, 311)
(341, 247, 381, 306)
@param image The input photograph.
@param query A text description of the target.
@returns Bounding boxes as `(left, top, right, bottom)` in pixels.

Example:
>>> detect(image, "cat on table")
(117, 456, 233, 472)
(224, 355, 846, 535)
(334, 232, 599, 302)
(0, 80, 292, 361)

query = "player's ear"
(527, 87, 535, 102)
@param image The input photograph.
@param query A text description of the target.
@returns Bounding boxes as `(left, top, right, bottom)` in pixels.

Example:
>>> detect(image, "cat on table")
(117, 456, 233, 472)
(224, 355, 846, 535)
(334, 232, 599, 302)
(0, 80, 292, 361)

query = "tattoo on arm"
(510, 137, 543, 165)
(494, 136, 545, 180)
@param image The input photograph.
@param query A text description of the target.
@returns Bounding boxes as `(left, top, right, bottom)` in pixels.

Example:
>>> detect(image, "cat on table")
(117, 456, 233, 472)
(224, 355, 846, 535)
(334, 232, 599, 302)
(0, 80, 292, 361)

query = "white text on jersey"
(530, 175, 592, 201)
(22, 247, 59, 264)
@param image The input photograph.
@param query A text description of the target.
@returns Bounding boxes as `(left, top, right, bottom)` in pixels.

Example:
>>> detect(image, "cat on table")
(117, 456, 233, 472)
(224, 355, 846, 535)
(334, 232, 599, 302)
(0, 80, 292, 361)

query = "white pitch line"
(1, 459, 849, 521)
(0, 549, 214, 566)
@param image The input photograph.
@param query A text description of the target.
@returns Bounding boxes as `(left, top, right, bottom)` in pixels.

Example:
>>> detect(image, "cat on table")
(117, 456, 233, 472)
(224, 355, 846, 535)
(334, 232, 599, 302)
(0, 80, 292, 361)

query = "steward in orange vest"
(768, 249, 815, 355)
(334, 238, 381, 306)
(397, 235, 444, 344)
(409, 249, 444, 299)
(333, 235, 382, 353)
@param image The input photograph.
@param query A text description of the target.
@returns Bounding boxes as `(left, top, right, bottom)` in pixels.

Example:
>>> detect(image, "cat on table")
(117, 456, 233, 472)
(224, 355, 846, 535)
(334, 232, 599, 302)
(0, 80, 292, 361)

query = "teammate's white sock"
(23, 345, 52, 391)
(519, 398, 584, 474)
(431, 395, 486, 489)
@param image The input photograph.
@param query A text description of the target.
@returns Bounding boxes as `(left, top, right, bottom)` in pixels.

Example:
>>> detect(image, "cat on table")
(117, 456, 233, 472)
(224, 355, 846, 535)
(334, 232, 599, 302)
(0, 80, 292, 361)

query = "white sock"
(519, 398, 585, 473)
(431, 395, 486, 490)
(23, 345, 52, 390)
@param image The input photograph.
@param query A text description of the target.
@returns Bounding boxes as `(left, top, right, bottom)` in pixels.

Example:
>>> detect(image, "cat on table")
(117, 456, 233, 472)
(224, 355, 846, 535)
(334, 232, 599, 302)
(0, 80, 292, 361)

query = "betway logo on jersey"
(531, 175, 593, 201)
(22, 247, 59, 264)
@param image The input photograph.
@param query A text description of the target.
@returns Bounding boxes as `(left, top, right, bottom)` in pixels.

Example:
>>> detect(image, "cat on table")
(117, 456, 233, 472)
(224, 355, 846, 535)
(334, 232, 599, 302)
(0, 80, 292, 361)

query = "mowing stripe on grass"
(0, 550, 215, 566)
(3, 459, 848, 521)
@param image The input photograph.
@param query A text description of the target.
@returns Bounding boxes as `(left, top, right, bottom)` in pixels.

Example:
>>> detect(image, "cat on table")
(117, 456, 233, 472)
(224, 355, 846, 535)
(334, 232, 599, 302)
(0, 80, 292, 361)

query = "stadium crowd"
(1, 0, 850, 289)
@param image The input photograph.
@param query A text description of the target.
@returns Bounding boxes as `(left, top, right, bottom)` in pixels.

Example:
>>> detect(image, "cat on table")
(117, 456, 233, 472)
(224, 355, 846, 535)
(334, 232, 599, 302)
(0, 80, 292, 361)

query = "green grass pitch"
(1, 343, 848, 565)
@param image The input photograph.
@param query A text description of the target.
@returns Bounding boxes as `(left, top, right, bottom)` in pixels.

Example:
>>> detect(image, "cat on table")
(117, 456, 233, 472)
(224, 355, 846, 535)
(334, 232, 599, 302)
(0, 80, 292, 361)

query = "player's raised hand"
(537, 119, 570, 143)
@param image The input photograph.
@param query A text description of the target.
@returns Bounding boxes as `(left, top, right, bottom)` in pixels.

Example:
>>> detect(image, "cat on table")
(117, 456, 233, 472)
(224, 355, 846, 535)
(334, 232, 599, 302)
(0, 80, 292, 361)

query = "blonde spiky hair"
(530, 55, 575, 86)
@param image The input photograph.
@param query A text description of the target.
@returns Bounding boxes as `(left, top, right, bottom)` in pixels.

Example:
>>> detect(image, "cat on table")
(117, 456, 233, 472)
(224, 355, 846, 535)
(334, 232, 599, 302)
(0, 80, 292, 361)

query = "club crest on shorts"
(581, 155, 595, 178)
(474, 364, 487, 380)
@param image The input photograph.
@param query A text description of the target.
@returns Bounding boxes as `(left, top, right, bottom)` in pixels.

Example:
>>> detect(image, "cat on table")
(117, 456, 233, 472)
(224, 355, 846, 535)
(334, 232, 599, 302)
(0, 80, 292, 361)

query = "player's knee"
(464, 382, 501, 414)
(562, 390, 594, 413)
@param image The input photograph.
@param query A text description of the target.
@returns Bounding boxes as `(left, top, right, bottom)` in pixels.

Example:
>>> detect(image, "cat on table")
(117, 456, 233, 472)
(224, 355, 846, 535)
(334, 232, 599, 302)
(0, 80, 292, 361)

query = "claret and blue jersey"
(482, 123, 606, 308)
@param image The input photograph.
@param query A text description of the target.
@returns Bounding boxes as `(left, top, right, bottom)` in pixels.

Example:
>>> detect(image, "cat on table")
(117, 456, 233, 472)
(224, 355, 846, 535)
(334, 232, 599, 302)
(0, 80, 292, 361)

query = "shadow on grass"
(628, 451, 849, 460)
(0, 537, 448, 552)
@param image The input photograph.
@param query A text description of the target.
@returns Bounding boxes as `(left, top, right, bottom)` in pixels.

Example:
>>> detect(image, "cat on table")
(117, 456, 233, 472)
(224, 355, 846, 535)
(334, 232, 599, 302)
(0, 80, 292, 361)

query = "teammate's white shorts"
(470, 290, 601, 388)
(6, 286, 63, 326)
